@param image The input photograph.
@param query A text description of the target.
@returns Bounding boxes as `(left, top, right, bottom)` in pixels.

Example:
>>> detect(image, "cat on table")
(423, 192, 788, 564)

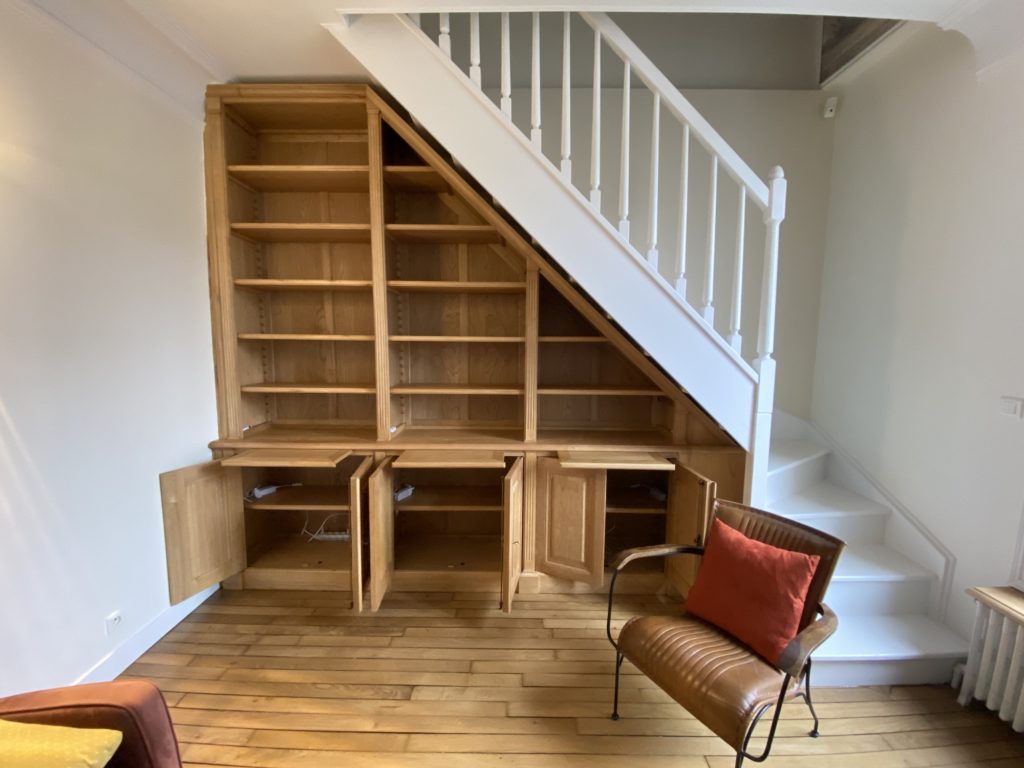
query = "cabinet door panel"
(160, 461, 245, 604)
(665, 463, 716, 597)
(349, 455, 374, 612)
(368, 457, 395, 612)
(535, 458, 606, 587)
(502, 457, 524, 613)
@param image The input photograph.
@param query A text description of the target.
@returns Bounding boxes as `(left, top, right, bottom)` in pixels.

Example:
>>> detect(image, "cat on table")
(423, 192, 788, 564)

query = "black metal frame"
(606, 549, 823, 768)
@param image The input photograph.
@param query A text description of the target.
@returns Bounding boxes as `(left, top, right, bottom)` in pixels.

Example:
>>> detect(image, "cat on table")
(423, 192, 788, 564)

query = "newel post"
(745, 166, 786, 507)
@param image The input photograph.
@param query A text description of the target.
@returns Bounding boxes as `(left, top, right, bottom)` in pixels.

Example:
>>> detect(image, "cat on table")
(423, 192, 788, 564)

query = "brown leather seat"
(0, 680, 182, 768)
(608, 499, 845, 768)
(619, 614, 788, 750)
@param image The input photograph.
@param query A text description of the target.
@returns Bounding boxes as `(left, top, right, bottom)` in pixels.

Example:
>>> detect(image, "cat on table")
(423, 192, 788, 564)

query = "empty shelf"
(606, 487, 667, 515)
(396, 486, 502, 512)
(385, 224, 501, 244)
(538, 386, 664, 397)
(228, 165, 369, 192)
(387, 280, 526, 293)
(242, 382, 376, 395)
(239, 333, 374, 342)
(391, 384, 524, 396)
(232, 223, 371, 242)
(383, 165, 448, 192)
(234, 279, 373, 291)
(390, 335, 525, 343)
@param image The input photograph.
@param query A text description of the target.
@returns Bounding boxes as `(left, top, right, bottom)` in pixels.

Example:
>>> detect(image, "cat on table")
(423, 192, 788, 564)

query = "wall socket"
(104, 610, 123, 636)
(1000, 396, 1024, 419)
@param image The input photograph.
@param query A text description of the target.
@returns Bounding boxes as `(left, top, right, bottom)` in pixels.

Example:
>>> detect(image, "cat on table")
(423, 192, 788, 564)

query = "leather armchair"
(0, 680, 182, 768)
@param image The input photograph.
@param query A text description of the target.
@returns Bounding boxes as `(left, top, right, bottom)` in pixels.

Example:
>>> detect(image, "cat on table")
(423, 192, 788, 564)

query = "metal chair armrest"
(606, 544, 704, 648)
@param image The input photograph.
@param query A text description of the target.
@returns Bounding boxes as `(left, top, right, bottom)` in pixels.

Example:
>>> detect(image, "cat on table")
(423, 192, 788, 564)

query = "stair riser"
(825, 578, 932, 616)
(812, 657, 960, 687)
(767, 454, 827, 505)
(783, 512, 888, 545)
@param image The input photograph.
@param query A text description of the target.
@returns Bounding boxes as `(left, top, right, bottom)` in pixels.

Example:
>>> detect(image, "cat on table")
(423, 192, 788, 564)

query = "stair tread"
(832, 543, 934, 582)
(767, 439, 829, 474)
(818, 615, 968, 661)
(769, 482, 890, 519)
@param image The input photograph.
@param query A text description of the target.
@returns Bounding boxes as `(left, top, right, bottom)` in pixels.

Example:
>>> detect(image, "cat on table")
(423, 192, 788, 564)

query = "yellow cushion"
(0, 718, 122, 768)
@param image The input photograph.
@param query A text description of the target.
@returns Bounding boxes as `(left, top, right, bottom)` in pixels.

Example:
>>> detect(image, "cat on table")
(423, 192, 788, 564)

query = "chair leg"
(800, 658, 821, 738)
(734, 751, 745, 768)
(611, 651, 624, 721)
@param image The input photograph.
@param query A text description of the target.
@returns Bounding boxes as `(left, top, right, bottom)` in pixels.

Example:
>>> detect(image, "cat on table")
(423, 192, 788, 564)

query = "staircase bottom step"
(812, 615, 967, 687)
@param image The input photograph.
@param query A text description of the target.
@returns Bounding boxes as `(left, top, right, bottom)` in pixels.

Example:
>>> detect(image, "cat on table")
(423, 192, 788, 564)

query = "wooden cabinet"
(159, 84, 747, 611)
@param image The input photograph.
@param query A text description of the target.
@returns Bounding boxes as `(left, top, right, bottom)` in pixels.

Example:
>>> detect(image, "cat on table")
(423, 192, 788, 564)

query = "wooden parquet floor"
(122, 589, 1022, 768)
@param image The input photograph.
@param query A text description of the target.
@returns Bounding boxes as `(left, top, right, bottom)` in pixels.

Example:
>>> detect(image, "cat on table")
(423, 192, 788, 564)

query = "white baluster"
(646, 93, 660, 267)
(728, 185, 747, 352)
(755, 166, 787, 366)
(618, 59, 630, 239)
(560, 12, 571, 179)
(409, 13, 421, 27)
(531, 13, 542, 148)
(673, 124, 690, 295)
(500, 13, 511, 118)
(469, 13, 481, 87)
(589, 27, 601, 209)
(701, 155, 718, 325)
(439, 13, 451, 57)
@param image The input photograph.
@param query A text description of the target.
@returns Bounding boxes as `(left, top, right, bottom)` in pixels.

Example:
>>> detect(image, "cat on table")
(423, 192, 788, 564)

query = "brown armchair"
(0, 680, 182, 768)
(606, 500, 845, 768)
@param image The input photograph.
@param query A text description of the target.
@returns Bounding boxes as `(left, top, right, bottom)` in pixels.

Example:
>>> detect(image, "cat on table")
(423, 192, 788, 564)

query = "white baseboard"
(74, 586, 216, 685)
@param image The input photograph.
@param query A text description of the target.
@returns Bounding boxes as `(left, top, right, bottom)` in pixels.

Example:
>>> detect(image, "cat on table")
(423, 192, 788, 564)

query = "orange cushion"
(684, 518, 820, 665)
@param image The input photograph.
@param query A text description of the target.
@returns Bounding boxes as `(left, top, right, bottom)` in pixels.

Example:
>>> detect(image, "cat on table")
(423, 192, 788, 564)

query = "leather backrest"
(711, 500, 846, 630)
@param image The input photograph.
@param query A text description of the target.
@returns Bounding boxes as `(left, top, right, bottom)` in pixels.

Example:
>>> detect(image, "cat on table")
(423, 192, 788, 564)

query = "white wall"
(497, 86, 834, 418)
(813, 24, 1024, 637)
(0, 1, 217, 695)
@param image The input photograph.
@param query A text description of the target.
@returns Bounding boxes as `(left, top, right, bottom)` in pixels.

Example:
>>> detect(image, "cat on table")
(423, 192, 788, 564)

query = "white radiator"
(959, 587, 1024, 732)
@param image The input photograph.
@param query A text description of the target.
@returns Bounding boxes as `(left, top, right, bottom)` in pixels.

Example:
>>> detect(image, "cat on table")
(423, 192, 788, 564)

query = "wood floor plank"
(120, 589, 1014, 768)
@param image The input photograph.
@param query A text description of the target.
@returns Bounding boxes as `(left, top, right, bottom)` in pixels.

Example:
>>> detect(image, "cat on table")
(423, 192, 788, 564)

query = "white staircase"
(767, 436, 967, 686)
(324, 10, 969, 686)
(325, 10, 784, 501)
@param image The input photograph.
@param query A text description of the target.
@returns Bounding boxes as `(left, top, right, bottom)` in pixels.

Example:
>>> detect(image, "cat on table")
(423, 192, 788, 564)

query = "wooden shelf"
(245, 485, 350, 512)
(242, 383, 376, 395)
(383, 165, 448, 192)
(232, 223, 371, 242)
(390, 335, 525, 344)
(538, 336, 609, 343)
(538, 386, 664, 397)
(239, 333, 374, 342)
(395, 534, 500, 573)
(228, 165, 369, 192)
(606, 487, 667, 515)
(385, 224, 501, 244)
(244, 538, 352, 590)
(234, 279, 373, 291)
(387, 280, 526, 293)
(391, 384, 524, 396)
(396, 486, 502, 512)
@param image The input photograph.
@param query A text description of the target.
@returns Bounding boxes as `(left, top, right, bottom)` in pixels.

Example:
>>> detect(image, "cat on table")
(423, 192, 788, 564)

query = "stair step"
(824, 544, 933, 616)
(768, 482, 889, 544)
(813, 615, 967, 686)
(767, 439, 829, 504)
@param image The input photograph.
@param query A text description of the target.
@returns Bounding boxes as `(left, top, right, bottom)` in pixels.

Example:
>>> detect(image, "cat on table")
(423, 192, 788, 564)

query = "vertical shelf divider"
(524, 265, 539, 442)
(367, 105, 392, 441)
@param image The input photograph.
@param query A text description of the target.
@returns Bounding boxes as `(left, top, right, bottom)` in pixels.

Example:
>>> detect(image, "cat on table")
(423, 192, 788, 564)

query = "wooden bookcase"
(159, 84, 746, 612)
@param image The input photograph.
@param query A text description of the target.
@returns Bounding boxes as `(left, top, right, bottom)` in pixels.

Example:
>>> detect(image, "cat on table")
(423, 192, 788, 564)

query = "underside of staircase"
(324, 10, 967, 687)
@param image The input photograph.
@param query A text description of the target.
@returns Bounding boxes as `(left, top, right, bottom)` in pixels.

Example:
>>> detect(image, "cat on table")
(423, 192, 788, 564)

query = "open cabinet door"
(535, 457, 606, 587)
(368, 457, 395, 612)
(501, 457, 524, 613)
(665, 463, 716, 597)
(348, 456, 374, 612)
(160, 461, 245, 605)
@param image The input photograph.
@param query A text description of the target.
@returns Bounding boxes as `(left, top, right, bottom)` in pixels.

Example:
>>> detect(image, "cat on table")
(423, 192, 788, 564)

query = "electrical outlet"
(1000, 396, 1024, 419)
(104, 610, 123, 636)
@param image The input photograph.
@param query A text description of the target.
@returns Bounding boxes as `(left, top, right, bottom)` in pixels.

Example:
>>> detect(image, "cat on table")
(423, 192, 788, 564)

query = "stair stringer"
(326, 14, 758, 450)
